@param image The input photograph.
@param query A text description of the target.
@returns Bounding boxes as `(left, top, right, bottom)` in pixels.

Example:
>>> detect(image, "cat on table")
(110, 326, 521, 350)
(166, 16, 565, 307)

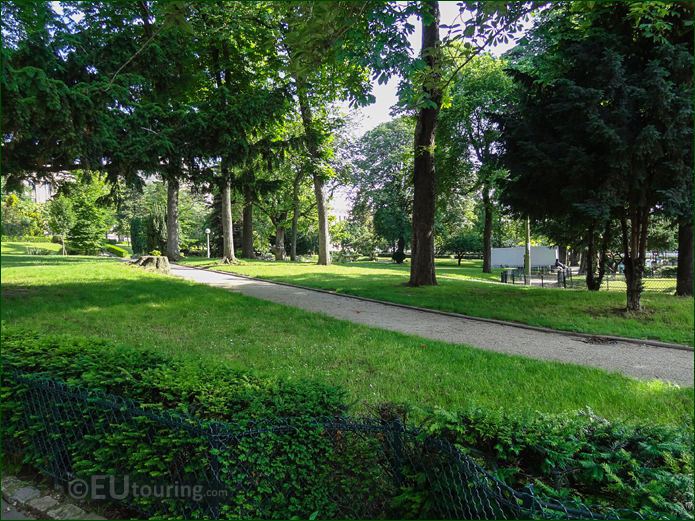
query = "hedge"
(104, 243, 128, 258)
(0, 330, 390, 519)
(416, 407, 693, 519)
(1, 330, 692, 519)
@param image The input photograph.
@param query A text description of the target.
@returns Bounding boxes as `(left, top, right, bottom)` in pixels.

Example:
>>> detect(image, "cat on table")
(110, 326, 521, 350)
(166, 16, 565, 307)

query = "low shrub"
(333, 250, 358, 263)
(25, 247, 55, 255)
(2, 331, 691, 519)
(104, 244, 128, 258)
(391, 250, 406, 264)
(1, 329, 346, 426)
(413, 407, 693, 519)
(1, 330, 389, 519)
(654, 265, 678, 278)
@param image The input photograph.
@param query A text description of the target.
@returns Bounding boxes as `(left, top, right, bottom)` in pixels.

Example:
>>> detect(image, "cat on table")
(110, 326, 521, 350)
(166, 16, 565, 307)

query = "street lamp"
(205, 228, 211, 258)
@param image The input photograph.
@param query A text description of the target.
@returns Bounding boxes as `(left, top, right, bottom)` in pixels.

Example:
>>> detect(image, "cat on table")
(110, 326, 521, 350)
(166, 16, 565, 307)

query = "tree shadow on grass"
(2, 269, 692, 424)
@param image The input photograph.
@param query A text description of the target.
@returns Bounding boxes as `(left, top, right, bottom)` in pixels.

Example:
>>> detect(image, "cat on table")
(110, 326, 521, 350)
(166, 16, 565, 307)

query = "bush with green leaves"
(104, 244, 128, 258)
(413, 407, 693, 519)
(2, 330, 691, 519)
(25, 247, 55, 255)
(0, 331, 391, 519)
(654, 265, 678, 278)
(1, 193, 46, 237)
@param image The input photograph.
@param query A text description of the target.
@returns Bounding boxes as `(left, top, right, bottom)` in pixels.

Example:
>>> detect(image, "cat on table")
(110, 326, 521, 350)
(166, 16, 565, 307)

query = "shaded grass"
(1, 253, 692, 426)
(178, 257, 694, 346)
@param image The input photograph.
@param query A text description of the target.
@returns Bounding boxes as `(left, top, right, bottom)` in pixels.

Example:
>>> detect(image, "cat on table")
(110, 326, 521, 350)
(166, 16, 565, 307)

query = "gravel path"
(171, 265, 693, 386)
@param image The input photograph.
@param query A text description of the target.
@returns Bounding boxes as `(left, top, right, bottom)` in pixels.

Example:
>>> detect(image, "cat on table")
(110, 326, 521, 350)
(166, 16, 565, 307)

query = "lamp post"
(205, 228, 211, 258)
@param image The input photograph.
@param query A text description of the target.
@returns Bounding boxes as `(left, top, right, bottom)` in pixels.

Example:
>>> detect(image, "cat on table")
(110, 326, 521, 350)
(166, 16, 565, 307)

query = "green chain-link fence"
(4, 371, 659, 520)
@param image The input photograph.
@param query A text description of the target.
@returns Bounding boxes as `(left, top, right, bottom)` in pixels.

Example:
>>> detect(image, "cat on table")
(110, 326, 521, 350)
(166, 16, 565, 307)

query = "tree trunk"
(482, 186, 493, 273)
(61, 234, 66, 256)
(221, 175, 235, 263)
(295, 82, 331, 265)
(409, 0, 441, 287)
(585, 226, 598, 290)
(290, 172, 301, 261)
(166, 177, 180, 261)
(676, 219, 693, 296)
(596, 221, 612, 288)
(242, 186, 255, 259)
(313, 175, 331, 265)
(558, 245, 567, 265)
(621, 209, 649, 312)
(523, 216, 531, 285)
(274, 225, 286, 261)
(586, 222, 612, 291)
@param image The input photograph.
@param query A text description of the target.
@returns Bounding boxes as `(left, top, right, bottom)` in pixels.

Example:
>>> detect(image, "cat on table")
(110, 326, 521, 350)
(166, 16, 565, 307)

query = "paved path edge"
(173, 263, 693, 353)
(2, 475, 105, 520)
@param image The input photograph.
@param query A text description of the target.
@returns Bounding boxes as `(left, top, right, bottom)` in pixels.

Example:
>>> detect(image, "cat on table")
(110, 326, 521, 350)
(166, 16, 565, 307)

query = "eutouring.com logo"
(68, 475, 228, 502)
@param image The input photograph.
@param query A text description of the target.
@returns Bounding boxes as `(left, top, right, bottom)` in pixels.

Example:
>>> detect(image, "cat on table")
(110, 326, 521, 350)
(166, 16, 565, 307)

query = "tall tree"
(501, 3, 692, 310)
(281, 1, 414, 265)
(408, 0, 442, 285)
(437, 54, 515, 273)
(190, 3, 289, 263)
(46, 195, 75, 255)
(346, 118, 414, 250)
(403, 2, 534, 285)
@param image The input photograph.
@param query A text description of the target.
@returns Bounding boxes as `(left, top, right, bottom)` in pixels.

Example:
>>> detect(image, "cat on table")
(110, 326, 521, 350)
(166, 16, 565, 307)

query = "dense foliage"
(3, 329, 691, 519)
(500, 2, 693, 307)
(63, 172, 113, 254)
(419, 407, 693, 519)
(1, 330, 363, 519)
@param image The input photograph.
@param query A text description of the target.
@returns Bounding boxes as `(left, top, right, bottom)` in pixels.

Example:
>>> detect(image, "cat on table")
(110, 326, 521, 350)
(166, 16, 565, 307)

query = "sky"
(349, 2, 526, 137)
(331, 2, 529, 215)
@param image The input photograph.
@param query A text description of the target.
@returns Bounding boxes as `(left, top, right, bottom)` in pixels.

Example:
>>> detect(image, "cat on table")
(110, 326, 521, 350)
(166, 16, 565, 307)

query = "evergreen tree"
(500, 3, 692, 309)
(65, 172, 113, 254)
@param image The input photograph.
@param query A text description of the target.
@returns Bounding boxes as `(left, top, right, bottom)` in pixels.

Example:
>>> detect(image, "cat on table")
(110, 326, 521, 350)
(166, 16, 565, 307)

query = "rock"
(10, 487, 41, 503)
(46, 503, 87, 520)
(27, 495, 59, 512)
(1, 476, 25, 496)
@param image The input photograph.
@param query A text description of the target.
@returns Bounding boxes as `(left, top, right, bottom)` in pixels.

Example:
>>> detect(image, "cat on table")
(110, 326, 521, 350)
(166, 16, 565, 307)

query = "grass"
(177, 257, 694, 346)
(1, 253, 692, 426)
(1, 240, 63, 255)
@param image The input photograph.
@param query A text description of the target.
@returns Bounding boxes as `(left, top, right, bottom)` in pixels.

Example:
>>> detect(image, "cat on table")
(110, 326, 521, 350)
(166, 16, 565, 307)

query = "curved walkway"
(171, 265, 693, 386)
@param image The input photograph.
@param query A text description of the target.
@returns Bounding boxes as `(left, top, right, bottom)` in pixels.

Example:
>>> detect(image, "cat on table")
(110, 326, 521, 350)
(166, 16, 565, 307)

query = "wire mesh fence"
(500, 268, 677, 293)
(3, 371, 660, 520)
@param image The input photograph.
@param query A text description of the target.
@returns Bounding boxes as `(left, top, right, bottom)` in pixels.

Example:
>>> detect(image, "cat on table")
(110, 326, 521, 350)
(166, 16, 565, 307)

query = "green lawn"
(1, 240, 63, 255)
(1, 253, 692, 426)
(177, 257, 694, 346)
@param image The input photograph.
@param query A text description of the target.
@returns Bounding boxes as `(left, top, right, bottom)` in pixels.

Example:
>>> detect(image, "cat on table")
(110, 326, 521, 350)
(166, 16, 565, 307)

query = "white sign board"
(491, 246, 557, 268)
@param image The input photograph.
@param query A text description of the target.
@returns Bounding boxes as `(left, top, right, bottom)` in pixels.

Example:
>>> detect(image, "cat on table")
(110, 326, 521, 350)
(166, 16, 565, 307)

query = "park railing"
(3, 371, 660, 520)
(501, 268, 677, 293)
